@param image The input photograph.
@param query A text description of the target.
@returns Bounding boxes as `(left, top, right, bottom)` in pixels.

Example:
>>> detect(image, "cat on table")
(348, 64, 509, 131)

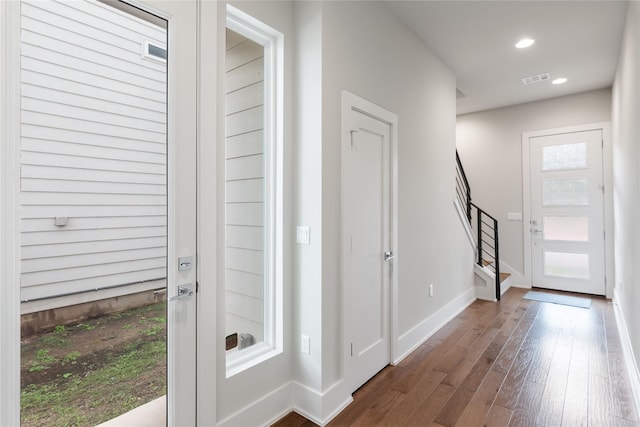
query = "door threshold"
(95, 396, 166, 427)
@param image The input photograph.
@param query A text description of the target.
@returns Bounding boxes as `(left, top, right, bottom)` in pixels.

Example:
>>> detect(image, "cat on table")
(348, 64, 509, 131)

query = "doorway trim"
(0, 1, 21, 424)
(341, 90, 398, 393)
(522, 122, 613, 298)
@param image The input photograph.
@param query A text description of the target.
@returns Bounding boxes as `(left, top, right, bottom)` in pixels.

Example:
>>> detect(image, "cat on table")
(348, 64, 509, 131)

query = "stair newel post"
(476, 209, 482, 266)
(494, 217, 500, 301)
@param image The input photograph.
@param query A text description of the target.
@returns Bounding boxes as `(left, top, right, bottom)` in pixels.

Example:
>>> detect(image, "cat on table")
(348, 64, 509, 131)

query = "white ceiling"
(383, 1, 629, 115)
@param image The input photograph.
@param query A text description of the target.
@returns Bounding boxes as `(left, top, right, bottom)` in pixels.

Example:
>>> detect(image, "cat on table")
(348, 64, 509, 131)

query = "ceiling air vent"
(456, 89, 466, 99)
(521, 73, 550, 85)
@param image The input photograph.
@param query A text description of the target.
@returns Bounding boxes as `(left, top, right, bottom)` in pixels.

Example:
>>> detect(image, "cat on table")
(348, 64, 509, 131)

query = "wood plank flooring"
(272, 288, 640, 427)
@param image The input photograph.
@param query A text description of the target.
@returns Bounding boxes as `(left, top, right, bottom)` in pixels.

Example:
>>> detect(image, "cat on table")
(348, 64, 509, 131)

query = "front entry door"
(529, 129, 605, 295)
(342, 93, 395, 392)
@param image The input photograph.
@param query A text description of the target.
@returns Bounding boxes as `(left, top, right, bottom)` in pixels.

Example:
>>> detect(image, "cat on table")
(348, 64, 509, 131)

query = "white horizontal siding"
(21, 269, 166, 302)
(226, 130, 264, 159)
(226, 179, 264, 203)
(226, 269, 263, 299)
(22, 179, 165, 195)
(226, 81, 263, 115)
(21, 216, 166, 232)
(227, 58, 264, 94)
(21, 257, 166, 288)
(21, 151, 165, 174)
(20, 0, 168, 304)
(21, 247, 165, 273)
(226, 203, 263, 227)
(21, 205, 166, 219)
(22, 236, 166, 259)
(22, 165, 165, 185)
(226, 155, 264, 181)
(22, 126, 166, 154)
(225, 30, 266, 342)
(21, 226, 166, 246)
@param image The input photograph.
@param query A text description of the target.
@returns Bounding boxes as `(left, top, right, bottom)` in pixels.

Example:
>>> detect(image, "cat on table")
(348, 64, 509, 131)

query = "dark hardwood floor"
(273, 287, 640, 426)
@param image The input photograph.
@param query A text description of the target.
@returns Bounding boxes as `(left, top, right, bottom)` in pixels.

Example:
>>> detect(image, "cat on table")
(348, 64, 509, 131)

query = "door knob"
(384, 251, 394, 261)
(169, 285, 194, 302)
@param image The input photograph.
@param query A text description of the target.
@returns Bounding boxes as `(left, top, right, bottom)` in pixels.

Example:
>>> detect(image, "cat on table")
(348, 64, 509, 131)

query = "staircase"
(455, 151, 510, 301)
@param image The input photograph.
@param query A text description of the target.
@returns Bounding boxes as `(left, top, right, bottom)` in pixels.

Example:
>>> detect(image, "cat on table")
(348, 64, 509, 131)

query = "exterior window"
(224, 5, 283, 376)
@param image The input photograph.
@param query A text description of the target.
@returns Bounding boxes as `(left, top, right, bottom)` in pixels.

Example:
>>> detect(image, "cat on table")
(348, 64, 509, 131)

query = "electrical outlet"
(301, 334, 310, 354)
(429, 284, 434, 297)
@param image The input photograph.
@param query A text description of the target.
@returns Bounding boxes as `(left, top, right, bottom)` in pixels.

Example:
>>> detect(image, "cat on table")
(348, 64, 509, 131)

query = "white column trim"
(0, 1, 22, 425)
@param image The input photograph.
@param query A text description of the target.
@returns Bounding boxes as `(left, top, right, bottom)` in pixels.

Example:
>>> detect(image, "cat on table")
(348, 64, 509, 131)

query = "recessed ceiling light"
(516, 38, 535, 49)
(552, 77, 568, 85)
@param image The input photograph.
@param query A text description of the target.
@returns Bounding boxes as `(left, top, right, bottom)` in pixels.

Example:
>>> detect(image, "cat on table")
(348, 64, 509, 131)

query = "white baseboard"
(292, 380, 352, 426)
(612, 294, 640, 417)
(394, 287, 476, 364)
(217, 380, 353, 427)
(217, 382, 293, 427)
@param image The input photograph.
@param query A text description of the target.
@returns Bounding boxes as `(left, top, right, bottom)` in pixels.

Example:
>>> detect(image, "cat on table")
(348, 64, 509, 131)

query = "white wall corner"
(612, 294, 640, 417)
(292, 380, 352, 426)
(216, 380, 354, 427)
(394, 287, 476, 364)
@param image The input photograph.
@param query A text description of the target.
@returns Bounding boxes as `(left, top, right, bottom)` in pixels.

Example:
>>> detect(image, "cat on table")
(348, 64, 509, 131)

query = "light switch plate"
(296, 226, 310, 245)
(507, 212, 522, 221)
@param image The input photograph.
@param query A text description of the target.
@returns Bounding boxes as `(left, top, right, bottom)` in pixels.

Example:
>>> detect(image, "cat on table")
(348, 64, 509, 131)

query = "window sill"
(226, 342, 281, 378)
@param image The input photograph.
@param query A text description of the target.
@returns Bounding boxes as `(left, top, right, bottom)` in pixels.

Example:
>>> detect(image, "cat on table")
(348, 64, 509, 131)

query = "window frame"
(225, 4, 284, 377)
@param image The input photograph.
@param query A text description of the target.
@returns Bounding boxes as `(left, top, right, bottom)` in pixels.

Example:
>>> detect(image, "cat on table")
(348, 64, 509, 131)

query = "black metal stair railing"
(471, 203, 501, 301)
(455, 150, 501, 301)
(455, 151, 472, 222)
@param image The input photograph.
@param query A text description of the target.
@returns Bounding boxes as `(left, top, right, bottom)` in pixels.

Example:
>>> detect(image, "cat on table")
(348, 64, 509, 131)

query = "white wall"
(612, 0, 640, 387)
(319, 0, 473, 395)
(231, 1, 475, 423)
(457, 88, 611, 280)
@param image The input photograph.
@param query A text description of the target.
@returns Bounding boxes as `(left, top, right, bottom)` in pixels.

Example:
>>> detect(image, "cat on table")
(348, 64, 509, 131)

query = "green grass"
(21, 302, 167, 427)
(22, 340, 166, 427)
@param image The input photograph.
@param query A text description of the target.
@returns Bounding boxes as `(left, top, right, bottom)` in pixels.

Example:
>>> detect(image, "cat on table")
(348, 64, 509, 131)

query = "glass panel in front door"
(19, 1, 168, 425)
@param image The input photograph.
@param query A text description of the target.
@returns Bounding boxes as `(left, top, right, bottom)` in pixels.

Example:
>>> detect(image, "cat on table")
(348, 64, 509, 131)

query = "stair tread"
(499, 272, 511, 283)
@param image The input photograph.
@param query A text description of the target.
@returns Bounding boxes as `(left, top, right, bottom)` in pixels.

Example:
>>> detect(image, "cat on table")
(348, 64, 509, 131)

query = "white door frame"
(0, 1, 22, 424)
(0, 1, 202, 424)
(341, 91, 398, 393)
(196, 0, 219, 424)
(522, 122, 614, 299)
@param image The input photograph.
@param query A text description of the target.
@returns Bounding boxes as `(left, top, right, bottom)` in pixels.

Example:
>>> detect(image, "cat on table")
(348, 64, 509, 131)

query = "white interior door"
(529, 130, 605, 295)
(343, 98, 393, 392)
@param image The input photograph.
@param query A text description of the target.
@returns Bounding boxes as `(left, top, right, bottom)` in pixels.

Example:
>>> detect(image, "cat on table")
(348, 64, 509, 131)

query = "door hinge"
(350, 342, 353, 357)
(196, 281, 199, 293)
